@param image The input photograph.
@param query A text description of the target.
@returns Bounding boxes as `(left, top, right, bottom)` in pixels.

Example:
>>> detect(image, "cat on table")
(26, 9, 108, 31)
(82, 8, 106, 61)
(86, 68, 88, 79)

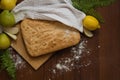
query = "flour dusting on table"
(49, 39, 91, 76)
(9, 48, 26, 70)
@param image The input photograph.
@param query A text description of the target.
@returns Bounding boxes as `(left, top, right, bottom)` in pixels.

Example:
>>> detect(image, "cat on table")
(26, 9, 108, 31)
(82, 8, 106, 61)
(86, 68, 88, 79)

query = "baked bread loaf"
(21, 19, 80, 57)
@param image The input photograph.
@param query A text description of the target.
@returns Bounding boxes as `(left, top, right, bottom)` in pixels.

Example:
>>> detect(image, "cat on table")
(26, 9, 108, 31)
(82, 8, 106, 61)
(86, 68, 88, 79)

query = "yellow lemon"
(0, 0, 17, 10)
(0, 33, 11, 49)
(83, 15, 100, 31)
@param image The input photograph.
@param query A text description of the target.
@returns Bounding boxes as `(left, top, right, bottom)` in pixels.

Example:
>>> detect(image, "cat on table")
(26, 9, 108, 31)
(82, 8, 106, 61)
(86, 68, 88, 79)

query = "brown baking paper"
(11, 30, 52, 70)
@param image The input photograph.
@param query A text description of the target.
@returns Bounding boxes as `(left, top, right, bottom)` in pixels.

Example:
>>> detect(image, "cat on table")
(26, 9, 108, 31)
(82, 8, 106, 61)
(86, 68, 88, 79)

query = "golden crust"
(21, 19, 80, 57)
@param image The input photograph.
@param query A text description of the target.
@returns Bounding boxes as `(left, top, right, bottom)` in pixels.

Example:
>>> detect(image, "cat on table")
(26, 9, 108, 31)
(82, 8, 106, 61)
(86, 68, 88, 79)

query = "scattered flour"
(8, 39, 93, 80)
(98, 45, 101, 48)
(48, 79, 51, 80)
(9, 48, 26, 70)
(50, 39, 91, 75)
(8, 39, 93, 79)
(56, 63, 70, 71)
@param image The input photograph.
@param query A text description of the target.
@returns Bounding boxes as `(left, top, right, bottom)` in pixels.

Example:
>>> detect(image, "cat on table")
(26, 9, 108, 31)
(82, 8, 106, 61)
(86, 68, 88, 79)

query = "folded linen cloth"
(12, 0, 86, 32)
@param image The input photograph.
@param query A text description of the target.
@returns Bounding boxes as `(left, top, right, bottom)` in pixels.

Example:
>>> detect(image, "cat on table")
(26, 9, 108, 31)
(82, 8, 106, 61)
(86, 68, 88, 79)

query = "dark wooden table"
(0, 0, 120, 80)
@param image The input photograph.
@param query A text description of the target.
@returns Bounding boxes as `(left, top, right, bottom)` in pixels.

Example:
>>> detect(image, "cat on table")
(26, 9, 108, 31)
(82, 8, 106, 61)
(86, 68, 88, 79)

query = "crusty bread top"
(21, 19, 80, 57)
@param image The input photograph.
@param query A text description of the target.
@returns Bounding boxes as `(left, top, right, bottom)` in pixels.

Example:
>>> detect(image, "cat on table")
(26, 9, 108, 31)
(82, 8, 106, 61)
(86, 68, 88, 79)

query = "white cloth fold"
(12, 0, 86, 32)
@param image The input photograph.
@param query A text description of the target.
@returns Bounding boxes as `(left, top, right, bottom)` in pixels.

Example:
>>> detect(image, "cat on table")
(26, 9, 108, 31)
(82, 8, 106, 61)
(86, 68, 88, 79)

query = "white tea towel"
(12, 0, 86, 32)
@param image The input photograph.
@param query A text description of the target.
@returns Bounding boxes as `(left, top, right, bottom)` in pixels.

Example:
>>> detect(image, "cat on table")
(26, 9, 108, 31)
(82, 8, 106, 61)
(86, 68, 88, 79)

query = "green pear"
(0, 33, 11, 49)
(0, 10, 15, 27)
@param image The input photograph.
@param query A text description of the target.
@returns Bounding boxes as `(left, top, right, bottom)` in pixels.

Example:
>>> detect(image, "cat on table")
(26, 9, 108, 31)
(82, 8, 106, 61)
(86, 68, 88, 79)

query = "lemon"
(0, 10, 15, 27)
(3, 25, 20, 35)
(4, 31, 17, 40)
(0, 33, 11, 49)
(83, 28, 93, 38)
(0, 0, 17, 10)
(83, 15, 100, 31)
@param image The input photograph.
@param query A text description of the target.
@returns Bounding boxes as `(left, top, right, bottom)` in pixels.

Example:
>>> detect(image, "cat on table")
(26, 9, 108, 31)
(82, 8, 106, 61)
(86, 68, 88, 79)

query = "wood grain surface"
(0, 0, 120, 80)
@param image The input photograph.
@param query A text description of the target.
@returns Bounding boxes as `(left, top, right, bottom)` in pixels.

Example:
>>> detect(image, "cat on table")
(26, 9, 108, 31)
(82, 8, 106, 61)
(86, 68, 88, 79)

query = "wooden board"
(11, 30, 53, 70)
